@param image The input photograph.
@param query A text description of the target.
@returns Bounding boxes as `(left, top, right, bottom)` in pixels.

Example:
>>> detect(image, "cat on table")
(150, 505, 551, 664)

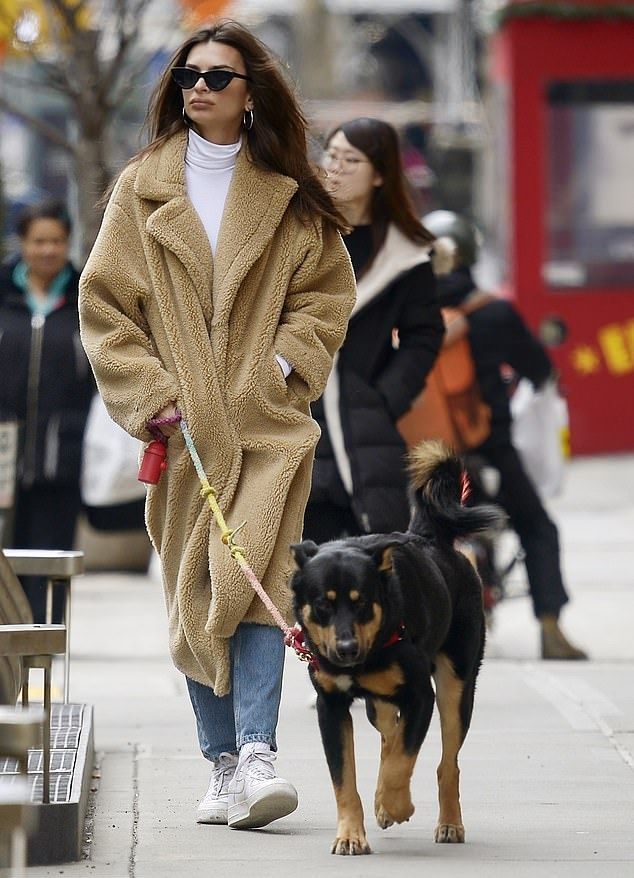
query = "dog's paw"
(375, 803, 395, 829)
(434, 822, 465, 843)
(375, 790, 415, 828)
(331, 834, 372, 855)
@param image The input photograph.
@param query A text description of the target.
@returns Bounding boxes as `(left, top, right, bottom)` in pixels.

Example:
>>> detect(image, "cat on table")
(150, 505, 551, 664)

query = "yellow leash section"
(179, 418, 306, 650)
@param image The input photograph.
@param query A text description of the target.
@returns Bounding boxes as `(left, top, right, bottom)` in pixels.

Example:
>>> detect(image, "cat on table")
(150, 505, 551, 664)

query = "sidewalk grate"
(0, 703, 85, 804)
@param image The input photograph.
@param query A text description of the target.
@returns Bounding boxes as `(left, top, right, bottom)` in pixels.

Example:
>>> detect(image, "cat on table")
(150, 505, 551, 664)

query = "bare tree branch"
(46, 0, 80, 33)
(0, 0, 180, 256)
(17, 45, 82, 99)
(35, 0, 99, 103)
(98, 0, 156, 106)
(109, 53, 155, 109)
(0, 66, 66, 94)
(7, 2, 83, 100)
(0, 95, 73, 151)
(2, 32, 83, 100)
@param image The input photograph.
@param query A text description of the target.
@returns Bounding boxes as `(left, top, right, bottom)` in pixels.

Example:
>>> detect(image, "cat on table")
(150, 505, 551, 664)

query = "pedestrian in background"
(0, 199, 93, 622)
(79, 21, 355, 830)
(304, 117, 444, 542)
(423, 210, 587, 660)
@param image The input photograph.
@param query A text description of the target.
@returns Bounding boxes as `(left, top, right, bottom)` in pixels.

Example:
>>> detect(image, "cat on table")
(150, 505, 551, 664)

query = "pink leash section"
(146, 413, 315, 666)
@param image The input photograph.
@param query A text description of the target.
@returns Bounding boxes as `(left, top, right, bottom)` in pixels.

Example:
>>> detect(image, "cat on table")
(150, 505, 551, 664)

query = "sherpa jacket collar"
(134, 130, 300, 325)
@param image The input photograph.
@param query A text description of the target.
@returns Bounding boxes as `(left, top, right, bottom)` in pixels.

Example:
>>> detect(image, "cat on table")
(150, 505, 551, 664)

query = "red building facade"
(489, 1, 634, 454)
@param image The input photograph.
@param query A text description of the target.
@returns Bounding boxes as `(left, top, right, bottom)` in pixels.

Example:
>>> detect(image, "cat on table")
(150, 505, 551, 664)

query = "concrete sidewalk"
(28, 453, 634, 877)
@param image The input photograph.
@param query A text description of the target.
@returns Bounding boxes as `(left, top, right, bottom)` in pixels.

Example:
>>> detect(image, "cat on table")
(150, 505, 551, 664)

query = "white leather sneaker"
(227, 742, 298, 829)
(196, 752, 238, 824)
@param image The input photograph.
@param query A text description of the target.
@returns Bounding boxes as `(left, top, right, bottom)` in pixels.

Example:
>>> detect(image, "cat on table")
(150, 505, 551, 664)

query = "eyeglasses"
(322, 150, 370, 173)
(171, 67, 251, 91)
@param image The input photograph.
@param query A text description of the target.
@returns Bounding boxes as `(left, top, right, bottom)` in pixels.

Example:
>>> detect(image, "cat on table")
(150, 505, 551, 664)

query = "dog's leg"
(316, 692, 370, 855)
(370, 700, 415, 829)
(433, 651, 470, 843)
(368, 688, 433, 830)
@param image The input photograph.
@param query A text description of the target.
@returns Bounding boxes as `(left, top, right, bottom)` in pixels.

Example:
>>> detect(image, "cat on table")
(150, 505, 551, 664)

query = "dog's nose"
(335, 638, 360, 664)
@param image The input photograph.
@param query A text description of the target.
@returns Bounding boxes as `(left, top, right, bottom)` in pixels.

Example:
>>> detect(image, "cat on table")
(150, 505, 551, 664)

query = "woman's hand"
(149, 403, 181, 437)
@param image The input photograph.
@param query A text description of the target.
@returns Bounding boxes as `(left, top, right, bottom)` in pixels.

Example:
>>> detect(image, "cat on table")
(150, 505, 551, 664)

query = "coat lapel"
(211, 147, 298, 325)
(136, 131, 214, 321)
(135, 133, 298, 328)
(146, 199, 214, 315)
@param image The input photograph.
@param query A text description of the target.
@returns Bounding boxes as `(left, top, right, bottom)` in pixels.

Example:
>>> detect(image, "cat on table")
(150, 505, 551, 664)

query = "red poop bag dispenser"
(138, 439, 168, 485)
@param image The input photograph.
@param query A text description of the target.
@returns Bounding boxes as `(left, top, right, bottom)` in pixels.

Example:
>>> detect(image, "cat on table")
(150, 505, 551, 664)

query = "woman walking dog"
(79, 20, 355, 830)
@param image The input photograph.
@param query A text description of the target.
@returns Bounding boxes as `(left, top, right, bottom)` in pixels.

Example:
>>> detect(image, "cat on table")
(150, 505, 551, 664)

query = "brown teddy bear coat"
(79, 131, 355, 694)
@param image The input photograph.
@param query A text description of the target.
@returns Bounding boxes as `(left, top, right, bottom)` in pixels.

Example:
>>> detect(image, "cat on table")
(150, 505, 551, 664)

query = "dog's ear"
(365, 533, 411, 573)
(290, 540, 320, 569)
(376, 547, 394, 573)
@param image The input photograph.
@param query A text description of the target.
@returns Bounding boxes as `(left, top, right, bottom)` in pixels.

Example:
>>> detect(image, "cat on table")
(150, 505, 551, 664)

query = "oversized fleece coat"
(79, 131, 356, 695)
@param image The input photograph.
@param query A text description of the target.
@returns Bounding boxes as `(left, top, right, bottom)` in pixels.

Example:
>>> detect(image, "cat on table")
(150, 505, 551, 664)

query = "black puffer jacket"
(437, 266, 553, 448)
(311, 225, 444, 532)
(0, 261, 94, 488)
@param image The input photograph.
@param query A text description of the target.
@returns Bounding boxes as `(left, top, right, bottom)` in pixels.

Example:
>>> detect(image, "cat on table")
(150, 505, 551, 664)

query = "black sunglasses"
(171, 67, 251, 92)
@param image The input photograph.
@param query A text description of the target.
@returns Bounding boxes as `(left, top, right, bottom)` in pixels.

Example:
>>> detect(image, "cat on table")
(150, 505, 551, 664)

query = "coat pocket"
(259, 356, 289, 408)
(270, 358, 289, 396)
(251, 354, 315, 438)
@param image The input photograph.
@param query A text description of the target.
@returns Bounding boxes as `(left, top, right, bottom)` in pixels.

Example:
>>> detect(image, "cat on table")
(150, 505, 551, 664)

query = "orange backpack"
(398, 292, 495, 452)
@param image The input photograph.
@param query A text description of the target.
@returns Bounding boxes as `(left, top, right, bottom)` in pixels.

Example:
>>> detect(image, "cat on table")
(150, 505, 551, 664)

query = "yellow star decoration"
(571, 345, 601, 375)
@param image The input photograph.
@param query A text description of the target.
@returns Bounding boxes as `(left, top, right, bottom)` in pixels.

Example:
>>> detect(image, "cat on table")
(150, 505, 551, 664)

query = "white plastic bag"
(510, 378, 568, 499)
(81, 394, 146, 507)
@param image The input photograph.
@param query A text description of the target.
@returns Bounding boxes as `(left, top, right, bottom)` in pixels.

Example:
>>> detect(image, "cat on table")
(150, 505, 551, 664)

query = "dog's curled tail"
(407, 440, 503, 543)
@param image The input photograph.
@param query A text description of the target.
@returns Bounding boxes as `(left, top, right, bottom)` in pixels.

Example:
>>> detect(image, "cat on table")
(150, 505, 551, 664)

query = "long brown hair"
(125, 20, 346, 232)
(328, 118, 434, 265)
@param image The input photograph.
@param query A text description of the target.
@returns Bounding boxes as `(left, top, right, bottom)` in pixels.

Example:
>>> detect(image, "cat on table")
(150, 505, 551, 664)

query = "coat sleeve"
(493, 301, 553, 389)
(273, 221, 356, 402)
(79, 181, 180, 441)
(375, 260, 445, 420)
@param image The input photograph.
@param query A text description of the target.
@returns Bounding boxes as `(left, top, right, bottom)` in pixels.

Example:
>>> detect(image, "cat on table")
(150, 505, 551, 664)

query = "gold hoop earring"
(243, 108, 254, 131)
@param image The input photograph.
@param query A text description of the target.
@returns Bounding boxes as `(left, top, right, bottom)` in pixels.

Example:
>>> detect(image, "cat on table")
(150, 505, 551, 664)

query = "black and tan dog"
(291, 440, 501, 855)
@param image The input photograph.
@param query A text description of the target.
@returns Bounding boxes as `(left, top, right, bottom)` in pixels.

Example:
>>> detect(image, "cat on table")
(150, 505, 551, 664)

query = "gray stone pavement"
(28, 453, 634, 877)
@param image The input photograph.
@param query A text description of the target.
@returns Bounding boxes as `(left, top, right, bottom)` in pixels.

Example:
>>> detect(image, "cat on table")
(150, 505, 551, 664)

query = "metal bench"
(3, 550, 84, 704)
(0, 548, 93, 864)
(0, 776, 38, 873)
(0, 627, 67, 804)
(0, 706, 45, 871)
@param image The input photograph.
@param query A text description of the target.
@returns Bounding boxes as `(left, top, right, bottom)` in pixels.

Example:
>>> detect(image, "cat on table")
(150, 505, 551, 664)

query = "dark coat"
(437, 266, 553, 448)
(0, 261, 94, 488)
(311, 225, 444, 533)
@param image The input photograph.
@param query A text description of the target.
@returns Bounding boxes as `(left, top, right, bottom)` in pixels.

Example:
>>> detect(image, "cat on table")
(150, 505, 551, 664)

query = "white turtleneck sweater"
(185, 129, 291, 377)
(185, 128, 240, 256)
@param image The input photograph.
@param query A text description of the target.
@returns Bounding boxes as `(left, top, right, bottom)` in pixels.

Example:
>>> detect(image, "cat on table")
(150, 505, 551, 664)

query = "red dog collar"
(288, 624, 406, 672)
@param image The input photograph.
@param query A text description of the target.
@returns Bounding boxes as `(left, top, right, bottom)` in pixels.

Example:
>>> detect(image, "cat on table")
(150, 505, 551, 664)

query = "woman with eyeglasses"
(304, 117, 445, 542)
(79, 20, 355, 831)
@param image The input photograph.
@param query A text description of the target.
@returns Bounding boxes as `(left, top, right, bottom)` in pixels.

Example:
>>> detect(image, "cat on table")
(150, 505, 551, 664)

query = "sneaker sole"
(197, 809, 228, 825)
(228, 786, 298, 830)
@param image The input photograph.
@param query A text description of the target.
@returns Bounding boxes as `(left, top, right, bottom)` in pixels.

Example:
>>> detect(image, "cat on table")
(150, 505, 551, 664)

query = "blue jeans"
(186, 622, 285, 762)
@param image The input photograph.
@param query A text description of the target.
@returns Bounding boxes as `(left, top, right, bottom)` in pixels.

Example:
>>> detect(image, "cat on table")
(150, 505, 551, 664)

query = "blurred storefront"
(233, 0, 483, 217)
(486, 1, 634, 454)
